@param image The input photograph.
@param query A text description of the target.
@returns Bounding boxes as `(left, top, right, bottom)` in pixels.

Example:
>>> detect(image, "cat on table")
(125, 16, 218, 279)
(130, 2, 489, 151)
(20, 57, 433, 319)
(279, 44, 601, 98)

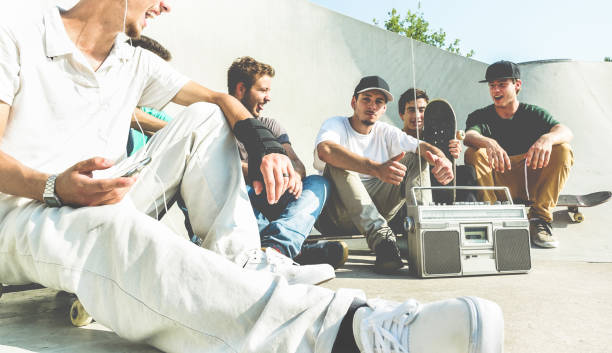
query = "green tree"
(605, 57, 612, 62)
(374, 7, 474, 58)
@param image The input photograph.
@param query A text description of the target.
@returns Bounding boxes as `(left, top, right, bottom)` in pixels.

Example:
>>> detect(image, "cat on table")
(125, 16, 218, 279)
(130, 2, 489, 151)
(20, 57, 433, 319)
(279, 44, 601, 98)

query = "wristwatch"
(43, 175, 63, 207)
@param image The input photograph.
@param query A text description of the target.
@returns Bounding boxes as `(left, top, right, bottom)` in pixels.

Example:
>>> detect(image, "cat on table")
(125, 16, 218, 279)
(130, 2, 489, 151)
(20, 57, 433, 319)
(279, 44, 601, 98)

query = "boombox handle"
(409, 186, 513, 205)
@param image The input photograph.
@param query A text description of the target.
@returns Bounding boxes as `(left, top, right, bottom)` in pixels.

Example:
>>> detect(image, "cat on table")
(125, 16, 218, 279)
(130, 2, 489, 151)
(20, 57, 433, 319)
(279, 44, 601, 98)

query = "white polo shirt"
(0, 7, 189, 174)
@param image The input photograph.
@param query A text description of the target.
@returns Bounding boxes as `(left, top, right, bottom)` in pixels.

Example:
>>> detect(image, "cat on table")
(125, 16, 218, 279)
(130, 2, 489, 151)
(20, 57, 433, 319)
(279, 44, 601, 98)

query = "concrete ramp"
(519, 60, 612, 193)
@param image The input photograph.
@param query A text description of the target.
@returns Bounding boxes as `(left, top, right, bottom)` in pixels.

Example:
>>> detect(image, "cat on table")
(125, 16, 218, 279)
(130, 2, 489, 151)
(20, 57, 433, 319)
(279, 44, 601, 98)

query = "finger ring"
(282, 173, 289, 178)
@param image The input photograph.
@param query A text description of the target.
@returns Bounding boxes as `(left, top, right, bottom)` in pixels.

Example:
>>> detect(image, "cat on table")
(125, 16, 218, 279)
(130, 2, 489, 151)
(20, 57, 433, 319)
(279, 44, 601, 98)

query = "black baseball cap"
(479, 60, 521, 83)
(353, 76, 394, 102)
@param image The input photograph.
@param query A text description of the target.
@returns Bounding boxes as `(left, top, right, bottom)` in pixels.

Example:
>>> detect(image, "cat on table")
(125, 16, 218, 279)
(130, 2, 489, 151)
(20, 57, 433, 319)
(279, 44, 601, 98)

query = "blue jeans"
(246, 175, 330, 258)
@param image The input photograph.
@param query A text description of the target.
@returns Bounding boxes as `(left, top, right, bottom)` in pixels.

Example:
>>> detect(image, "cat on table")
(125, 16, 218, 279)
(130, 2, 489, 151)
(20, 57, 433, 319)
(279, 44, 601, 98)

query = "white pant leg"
(0, 195, 360, 353)
(127, 102, 259, 259)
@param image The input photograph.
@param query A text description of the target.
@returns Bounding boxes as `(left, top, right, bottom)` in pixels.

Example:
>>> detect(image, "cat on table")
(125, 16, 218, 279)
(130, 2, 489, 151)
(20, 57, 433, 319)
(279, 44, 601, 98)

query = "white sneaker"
(236, 248, 336, 285)
(353, 296, 504, 353)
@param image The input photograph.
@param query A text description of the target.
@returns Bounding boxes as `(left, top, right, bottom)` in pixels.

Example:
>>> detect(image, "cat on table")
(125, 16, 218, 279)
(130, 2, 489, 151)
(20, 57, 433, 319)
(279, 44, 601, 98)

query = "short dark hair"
(128, 35, 172, 61)
(398, 88, 429, 115)
(227, 56, 275, 94)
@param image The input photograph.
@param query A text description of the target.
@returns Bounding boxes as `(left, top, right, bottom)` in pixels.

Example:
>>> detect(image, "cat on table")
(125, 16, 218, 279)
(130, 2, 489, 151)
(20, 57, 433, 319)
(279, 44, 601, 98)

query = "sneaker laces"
(360, 299, 421, 353)
(262, 247, 298, 267)
(530, 219, 552, 234)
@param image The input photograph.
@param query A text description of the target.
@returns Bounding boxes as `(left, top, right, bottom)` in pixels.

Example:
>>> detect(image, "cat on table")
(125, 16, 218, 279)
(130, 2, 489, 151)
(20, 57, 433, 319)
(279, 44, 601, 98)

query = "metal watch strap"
(43, 174, 62, 207)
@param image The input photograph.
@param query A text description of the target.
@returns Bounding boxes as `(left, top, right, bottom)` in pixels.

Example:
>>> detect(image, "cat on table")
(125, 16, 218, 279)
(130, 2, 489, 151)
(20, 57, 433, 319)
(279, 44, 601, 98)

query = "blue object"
(247, 175, 330, 258)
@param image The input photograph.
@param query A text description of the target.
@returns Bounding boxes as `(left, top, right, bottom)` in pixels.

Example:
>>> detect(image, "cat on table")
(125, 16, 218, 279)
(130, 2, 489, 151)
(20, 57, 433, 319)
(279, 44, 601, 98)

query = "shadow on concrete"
(552, 210, 573, 228)
(0, 288, 160, 353)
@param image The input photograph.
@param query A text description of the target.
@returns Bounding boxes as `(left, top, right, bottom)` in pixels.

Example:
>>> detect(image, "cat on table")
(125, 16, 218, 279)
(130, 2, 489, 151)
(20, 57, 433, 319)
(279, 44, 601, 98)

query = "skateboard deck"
(423, 99, 457, 163)
(0, 284, 93, 326)
(423, 99, 465, 202)
(556, 191, 611, 223)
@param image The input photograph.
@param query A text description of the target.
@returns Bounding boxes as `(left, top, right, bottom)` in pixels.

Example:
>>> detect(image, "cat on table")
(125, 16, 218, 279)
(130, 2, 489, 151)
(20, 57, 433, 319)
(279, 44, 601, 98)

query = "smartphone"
(121, 156, 152, 177)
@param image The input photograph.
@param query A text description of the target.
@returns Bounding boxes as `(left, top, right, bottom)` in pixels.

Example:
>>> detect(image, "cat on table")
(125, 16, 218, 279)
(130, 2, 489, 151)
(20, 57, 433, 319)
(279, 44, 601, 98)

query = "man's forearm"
(544, 124, 573, 145)
(317, 142, 378, 176)
(417, 141, 446, 162)
(291, 159, 306, 179)
(464, 130, 495, 149)
(172, 81, 252, 129)
(0, 151, 47, 201)
(131, 109, 168, 133)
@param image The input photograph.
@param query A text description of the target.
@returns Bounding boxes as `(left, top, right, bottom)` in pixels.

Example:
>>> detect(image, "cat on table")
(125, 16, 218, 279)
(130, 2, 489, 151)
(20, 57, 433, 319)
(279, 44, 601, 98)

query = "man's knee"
(179, 102, 227, 131)
(464, 147, 487, 166)
(303, 175, 330, 196)
(550, 143, 574, 167)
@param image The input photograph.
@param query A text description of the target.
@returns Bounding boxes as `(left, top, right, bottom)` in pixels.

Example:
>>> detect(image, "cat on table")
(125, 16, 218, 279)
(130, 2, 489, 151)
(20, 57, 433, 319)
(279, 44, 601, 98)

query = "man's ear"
(235, 82, 247, 100)
(350, 96, 356, 110)
(515, 79, 522, 94)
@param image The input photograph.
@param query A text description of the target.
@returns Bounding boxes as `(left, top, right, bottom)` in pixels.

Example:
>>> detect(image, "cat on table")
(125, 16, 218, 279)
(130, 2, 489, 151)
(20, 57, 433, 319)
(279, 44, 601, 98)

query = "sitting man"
(397, 87, 478, 204)
(389, 87, 478, 234)
(228, 56, 348, 269)
(314, 76, 454, 274)
(464, 60, 574, 248)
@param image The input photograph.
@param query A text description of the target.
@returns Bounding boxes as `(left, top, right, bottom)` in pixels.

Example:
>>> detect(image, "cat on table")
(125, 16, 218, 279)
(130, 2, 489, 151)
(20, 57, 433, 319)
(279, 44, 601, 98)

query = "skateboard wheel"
(573, 213, 584, 223)
(456, 130, 465, 140)
(70, 298, 93, 327)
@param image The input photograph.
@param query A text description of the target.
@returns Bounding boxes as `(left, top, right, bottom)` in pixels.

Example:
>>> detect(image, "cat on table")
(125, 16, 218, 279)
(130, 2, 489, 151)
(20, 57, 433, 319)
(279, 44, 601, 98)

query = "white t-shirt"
(0, 7, 189, 174)
(314, 116, 420, 181)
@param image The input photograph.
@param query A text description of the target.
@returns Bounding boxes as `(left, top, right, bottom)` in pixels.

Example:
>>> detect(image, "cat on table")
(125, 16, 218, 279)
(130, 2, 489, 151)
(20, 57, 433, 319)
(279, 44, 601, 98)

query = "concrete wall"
(16, 0, 612, 194)
(141, 0, 491, 171)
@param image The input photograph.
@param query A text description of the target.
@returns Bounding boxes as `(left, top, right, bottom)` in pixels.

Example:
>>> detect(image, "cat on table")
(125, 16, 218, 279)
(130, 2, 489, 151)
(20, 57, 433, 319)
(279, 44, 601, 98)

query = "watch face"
(44, 196, 62, 207)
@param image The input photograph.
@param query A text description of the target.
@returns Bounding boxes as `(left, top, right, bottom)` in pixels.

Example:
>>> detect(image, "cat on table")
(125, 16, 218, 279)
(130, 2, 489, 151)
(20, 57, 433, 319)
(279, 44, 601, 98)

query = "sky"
(308, 0, 612, 64)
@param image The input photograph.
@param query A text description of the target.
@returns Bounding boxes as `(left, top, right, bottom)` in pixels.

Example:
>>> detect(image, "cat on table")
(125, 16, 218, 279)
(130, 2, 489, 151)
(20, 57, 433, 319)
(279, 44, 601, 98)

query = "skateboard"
(422, 99, 465, 202)
(556, 191, 612, 223)
(0, 284, 93, 327)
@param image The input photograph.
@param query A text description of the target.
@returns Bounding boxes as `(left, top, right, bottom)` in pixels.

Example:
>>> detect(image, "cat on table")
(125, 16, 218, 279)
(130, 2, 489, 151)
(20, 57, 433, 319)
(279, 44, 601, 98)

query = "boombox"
(402, 186, 531, 278)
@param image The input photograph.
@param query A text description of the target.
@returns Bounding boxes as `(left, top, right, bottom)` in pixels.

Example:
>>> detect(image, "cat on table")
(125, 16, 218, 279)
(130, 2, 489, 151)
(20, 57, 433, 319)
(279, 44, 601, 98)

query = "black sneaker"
(295, 241, 349, 269)
(374, 238, 404, 274)
(529, 218, 558, 248)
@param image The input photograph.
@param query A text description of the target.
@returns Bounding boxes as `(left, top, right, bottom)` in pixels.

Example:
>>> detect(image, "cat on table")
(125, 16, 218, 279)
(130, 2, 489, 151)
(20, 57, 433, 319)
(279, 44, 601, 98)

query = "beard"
(360, 119, 375, 126)
(125, 22, 141, 39)
(241, 93, 260, 117)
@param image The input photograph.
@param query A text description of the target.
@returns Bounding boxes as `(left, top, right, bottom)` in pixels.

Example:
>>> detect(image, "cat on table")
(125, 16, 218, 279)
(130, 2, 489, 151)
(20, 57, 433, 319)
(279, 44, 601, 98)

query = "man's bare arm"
(317, 141, 379, 176)
(464, 130, 512, 173)
(417, 141, 454, 185)
(417, 141, 447, 162)
(131, 108, 168, 136)
(526, 124, 573, 169)
(282, 143, 306, 179)
(0, 102, 136, 206)
(172, 81, 251, 128)
(317, 141, 408, 185)
(464, 130, 497, 149)
(0, 102, 48, 200)
(542, 124, 573, 145)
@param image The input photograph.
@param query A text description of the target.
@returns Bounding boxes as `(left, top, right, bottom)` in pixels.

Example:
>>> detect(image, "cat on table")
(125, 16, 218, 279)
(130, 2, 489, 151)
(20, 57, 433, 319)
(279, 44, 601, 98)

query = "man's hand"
(525, 135, 553, 170)
(425, 151, 454, 185)
(375, 152, 407, 185)
(55, 158, 137, 207)
(448, 139, 462, 159)
(252, 153, 299, 204)
(485, 139, 512, 173)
